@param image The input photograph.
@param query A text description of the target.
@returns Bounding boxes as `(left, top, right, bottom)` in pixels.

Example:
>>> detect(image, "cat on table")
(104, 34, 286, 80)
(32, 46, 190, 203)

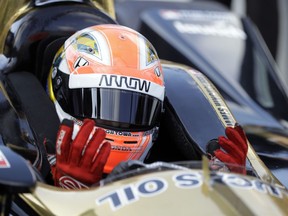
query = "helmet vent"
(124, 141, 138, 144)
(105, 138, 114, 142)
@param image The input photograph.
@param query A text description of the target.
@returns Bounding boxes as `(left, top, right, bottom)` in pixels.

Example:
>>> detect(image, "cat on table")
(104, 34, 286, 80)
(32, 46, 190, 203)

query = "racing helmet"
(47, 24, 165, 173)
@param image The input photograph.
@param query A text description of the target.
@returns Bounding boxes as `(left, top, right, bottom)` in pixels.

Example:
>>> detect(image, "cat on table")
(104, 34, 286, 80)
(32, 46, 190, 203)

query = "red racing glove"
(207, 124, 248, 174)
(51, 119, 111, 189)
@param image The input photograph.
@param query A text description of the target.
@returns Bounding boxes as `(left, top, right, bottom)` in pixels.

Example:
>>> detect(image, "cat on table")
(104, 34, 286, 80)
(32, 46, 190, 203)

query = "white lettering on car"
(95, 172, 288, 211)
(96, 178, 167, 210)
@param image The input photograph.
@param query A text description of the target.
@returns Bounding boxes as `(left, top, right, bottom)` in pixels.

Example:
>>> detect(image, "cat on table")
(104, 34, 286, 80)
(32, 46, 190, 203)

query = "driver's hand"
(207, 124, 248, 174)
(51, 119, 111, 189)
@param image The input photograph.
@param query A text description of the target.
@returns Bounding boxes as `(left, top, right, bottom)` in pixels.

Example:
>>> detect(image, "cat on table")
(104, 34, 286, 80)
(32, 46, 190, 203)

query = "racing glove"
(206, 124, 248, 174)
(51, 119, 111, 189)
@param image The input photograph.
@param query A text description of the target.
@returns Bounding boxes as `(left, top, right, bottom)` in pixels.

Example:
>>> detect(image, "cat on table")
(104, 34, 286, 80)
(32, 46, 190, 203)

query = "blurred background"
(213, 0, 288, 86)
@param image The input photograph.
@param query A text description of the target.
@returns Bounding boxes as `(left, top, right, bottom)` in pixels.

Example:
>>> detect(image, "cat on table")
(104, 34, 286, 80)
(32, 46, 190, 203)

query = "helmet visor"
(64, 88, 162, 131)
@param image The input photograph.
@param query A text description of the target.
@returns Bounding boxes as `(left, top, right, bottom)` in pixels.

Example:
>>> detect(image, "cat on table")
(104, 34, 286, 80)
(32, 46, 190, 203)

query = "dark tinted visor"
(62, 88, 162, 131)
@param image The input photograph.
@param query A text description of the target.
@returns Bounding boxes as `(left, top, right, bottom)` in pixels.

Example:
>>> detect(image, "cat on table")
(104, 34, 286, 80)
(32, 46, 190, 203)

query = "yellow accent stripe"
(188, 70, 236, 127)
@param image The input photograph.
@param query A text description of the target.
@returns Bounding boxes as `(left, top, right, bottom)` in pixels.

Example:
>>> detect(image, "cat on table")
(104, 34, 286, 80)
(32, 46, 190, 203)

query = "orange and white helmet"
(47, 24, 165, 173)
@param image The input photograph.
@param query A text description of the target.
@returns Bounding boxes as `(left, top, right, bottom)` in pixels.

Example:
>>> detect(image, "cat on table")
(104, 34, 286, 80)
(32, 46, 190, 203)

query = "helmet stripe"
(69, 73, 165, 101)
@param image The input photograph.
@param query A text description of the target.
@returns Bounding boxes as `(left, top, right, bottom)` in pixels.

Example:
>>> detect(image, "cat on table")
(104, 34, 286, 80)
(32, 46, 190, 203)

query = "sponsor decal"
(160, 9, 246, 39)
(96, 178, 167, 210)
(99, 75, 151, 93)
(111, 145, 133, 152)
(160, 9, 238, 22)
(105, 130, 133, 137)
(190, 71, 236, 127)
(0, 150, 10, 168)
(173, 21, 246, 39)
(105, 129, 154, 137)
(96, 171, 288, 211)
(74, 57, 89, 68)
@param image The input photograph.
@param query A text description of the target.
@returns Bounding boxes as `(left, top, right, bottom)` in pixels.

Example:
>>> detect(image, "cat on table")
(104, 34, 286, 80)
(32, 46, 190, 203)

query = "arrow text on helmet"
(99, 75, 151, 93)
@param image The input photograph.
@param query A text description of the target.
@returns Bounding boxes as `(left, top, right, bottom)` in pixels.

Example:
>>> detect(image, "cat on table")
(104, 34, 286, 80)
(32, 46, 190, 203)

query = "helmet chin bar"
(55, 99, 159, 172)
